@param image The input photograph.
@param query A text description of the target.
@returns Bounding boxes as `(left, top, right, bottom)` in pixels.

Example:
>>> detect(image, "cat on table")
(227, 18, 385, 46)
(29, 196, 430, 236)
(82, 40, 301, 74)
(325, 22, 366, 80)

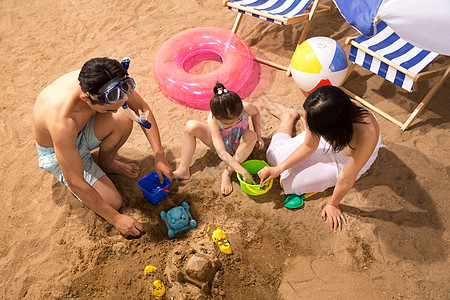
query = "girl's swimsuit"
(217, 113, 249, 155)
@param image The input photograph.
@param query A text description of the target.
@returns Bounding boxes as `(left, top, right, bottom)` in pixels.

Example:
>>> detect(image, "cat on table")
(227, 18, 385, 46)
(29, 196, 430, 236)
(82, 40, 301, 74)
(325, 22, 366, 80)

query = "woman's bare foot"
(266, 102, 299, 121)
(99, 160, 140, 178)
(173, 168, 190, 180)
(221, 171, 233, 196)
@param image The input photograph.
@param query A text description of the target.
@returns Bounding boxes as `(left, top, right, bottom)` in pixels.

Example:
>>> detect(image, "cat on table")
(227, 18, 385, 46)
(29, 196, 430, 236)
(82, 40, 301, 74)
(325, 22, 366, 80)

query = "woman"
(259, 86, 383, 232)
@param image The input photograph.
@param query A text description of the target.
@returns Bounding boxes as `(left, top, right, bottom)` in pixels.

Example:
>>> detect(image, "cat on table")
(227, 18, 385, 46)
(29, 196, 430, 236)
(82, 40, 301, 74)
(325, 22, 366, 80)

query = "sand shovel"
(284, 191, 322, 209)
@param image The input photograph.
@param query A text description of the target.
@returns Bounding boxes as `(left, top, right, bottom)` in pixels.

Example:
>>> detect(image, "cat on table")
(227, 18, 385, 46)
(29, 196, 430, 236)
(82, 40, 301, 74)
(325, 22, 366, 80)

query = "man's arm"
(125, 91, 172, 181)
(52, 120, 143, 236)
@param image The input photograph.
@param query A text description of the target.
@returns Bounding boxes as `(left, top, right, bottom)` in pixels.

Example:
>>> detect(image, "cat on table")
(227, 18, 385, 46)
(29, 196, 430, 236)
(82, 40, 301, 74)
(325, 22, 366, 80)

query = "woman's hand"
(321, 204, 347, 232)
(258, 166, 281, 186)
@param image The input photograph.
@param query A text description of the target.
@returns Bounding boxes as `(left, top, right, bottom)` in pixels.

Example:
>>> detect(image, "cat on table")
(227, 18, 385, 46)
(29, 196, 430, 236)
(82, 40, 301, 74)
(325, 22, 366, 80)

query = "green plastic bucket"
(236, 160, 273, 196)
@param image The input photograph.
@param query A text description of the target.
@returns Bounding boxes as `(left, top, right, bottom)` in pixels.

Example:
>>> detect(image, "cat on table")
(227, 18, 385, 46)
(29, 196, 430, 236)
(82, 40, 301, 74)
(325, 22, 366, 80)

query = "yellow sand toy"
(207, 225, 232, 254)
(144, 265, 158, 274)
(153, 280, 165, 299)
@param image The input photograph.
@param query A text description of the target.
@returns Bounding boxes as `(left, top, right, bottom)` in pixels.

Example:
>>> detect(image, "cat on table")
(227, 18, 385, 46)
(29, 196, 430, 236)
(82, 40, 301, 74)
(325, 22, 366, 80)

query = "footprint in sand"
(279, 255, 376, 299)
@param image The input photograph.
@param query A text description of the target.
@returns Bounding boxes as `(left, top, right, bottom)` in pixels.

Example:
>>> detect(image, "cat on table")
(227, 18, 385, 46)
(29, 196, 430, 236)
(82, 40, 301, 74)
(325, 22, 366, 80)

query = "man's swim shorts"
(36, 115, 105, 199)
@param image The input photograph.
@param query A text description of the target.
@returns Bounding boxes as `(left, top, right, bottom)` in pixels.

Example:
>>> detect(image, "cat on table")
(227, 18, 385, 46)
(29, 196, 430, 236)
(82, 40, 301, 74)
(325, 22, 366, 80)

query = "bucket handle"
(247, 183, 267, 193)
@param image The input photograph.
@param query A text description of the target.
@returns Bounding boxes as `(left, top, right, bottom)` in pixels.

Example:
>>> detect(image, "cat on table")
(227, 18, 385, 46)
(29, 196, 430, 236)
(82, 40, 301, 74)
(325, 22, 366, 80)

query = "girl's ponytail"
(210, 82, 242, 120)
(213, 82, 228, 95)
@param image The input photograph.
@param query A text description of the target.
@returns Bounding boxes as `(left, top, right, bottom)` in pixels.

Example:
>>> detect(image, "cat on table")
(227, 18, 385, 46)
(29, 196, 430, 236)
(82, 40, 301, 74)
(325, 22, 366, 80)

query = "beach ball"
(290, 37, 348, 93)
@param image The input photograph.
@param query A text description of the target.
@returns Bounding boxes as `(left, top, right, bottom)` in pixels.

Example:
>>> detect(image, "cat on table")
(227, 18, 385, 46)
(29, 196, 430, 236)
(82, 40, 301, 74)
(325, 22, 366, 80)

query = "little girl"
(173, 82, 264, 195)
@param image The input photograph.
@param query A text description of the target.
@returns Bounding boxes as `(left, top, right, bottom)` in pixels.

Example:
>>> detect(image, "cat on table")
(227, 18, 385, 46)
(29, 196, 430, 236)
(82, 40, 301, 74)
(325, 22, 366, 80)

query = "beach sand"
(1, 0, 449, 299)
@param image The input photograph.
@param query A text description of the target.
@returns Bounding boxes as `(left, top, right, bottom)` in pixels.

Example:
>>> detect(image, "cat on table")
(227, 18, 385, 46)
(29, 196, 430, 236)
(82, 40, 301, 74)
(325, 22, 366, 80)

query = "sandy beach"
(1, 0, 449, 299)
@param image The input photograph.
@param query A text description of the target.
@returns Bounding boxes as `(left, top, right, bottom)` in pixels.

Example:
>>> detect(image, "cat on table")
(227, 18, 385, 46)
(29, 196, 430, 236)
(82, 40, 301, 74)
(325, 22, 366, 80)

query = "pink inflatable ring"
(154, 27, 253, 110)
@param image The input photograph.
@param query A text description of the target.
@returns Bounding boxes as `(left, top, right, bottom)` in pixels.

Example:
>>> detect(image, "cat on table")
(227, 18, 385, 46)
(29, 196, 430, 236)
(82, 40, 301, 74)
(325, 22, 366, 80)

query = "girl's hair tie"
(217, 87, 228, 95)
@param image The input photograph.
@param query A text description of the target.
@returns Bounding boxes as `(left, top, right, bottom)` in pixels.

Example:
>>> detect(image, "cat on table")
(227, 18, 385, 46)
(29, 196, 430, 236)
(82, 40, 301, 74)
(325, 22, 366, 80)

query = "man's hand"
(321, 204, 347, 232)
(154, 152, 172, 183)
(113, 214, 145, 236)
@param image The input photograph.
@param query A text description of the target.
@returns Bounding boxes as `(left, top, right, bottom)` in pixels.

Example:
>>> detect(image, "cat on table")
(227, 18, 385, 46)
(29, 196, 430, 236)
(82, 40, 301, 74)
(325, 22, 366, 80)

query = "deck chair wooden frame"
(222, 0, 335, 76)
(341, 22, 450, 131)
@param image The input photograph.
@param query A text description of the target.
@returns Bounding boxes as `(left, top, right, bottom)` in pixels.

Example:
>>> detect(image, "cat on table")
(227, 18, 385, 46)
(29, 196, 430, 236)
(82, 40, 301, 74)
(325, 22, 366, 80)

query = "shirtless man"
(33, 57, 172, 237)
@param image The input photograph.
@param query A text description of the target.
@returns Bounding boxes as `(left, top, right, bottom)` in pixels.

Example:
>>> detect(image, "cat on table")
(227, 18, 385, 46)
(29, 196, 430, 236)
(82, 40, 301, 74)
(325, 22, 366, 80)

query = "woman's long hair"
(303, 85, 369, 152)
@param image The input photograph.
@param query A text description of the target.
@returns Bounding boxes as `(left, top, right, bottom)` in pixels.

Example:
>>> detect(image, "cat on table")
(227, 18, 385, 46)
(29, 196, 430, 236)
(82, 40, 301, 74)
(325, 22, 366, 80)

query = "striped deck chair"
(222, 0, 335, 75)
(341, 21, 450, 131)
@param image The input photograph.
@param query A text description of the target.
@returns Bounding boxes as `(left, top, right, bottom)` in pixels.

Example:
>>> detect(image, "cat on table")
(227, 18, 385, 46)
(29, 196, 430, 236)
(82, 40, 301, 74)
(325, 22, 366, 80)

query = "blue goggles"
(95, 76, 136, 104)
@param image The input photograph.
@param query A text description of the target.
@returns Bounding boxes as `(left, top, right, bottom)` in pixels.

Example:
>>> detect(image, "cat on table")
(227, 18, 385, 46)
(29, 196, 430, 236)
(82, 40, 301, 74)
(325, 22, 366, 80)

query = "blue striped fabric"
(349, 21, 438, 91)
(228, 0, 313, 25)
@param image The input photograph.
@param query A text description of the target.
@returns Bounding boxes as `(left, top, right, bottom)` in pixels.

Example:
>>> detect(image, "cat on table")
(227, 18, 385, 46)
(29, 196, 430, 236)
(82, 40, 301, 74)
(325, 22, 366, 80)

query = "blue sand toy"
(137, 171, 172, 205)
(160, 202, 197, 239)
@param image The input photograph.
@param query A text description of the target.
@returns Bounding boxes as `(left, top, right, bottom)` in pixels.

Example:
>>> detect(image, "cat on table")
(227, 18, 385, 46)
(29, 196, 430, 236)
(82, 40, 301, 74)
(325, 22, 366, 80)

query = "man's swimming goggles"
(93, 76, 136, 105)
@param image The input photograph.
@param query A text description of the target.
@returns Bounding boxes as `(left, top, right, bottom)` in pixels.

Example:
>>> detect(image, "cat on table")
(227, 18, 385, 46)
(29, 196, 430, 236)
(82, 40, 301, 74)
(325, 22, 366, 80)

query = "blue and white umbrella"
(333, 0, 450, 55)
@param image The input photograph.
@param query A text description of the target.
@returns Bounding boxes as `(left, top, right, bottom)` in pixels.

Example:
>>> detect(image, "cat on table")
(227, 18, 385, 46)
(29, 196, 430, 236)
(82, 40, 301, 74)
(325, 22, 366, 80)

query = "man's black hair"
(78, 57, 127, 105)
